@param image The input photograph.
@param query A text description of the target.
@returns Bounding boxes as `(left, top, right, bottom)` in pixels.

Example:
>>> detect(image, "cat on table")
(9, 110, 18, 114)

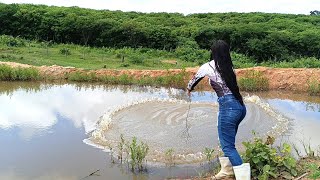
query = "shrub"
(129, 54, 144, 64)
(0, 65, 40, 81)
(127, 137, 149, 171)
(308, 78, 320, 95)
(119, 63, 130, 68)
(243, 135, 298, 179)
(60, 48, 71, 56)
(165, 148, 175, 166)
(67, 71, 96, 82)
(175, 45, 209, 62)
(0, 35, 26, 47)
(232, 52, 256, 68)
(238, 70, 269, 91)
(267, 57, 320, 68)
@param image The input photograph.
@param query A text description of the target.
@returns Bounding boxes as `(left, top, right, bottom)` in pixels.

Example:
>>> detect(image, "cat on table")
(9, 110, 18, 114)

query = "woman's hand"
(186, 89, 191, 97)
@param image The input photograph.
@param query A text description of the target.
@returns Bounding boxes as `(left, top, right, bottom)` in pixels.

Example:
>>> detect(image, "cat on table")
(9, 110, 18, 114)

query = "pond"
(0, 82, 319, 179)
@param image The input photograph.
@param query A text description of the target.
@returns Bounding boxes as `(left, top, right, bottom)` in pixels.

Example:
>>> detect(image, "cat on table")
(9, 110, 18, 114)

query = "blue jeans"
(217, 94, 246, 166)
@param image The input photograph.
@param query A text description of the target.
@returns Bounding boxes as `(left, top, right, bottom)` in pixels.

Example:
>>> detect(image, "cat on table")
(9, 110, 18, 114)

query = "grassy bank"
(3, 64, 320, 95)
(0, 35, 196, 70)
(0, 64, 189, 89)
(67, 70, 188, 89)
(308, 78, 320, 96)
(0, 64, 40, 81)
(1, 35, 320, 70)
(238, 70, 269, 91)
(0, 64, 269, 92)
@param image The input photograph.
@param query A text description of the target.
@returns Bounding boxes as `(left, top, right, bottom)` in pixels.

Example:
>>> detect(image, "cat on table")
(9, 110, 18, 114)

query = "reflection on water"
(0, 82, 211, 179)
(253, 91, 320, 156)
(0, 82, 181, 140)
(0, 83, 319, 179)
(305, 102, 320, 112)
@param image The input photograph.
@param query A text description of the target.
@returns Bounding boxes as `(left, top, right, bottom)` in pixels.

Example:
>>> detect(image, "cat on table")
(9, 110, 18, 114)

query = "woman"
(187, 40, 250, 180)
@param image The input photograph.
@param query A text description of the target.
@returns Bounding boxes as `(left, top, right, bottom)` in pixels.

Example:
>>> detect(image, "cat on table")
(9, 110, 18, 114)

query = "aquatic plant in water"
(126, 136, 149, 171)
(164, 148, 175, 166)
(204, 147, 215, 162)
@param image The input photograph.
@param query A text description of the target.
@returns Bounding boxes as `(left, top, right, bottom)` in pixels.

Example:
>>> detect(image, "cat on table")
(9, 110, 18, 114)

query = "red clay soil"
(1, 61, 320, 92)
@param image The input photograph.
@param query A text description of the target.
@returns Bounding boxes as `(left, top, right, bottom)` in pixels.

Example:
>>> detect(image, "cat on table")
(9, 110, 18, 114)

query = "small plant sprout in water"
(128, 137, 149, 172)
(117, 134, 126, 163)
(164, 148, 175, 166)
(204, 147, 215, 163)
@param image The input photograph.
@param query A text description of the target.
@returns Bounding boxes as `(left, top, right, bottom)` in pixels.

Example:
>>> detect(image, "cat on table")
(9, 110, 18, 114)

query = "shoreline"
(1, 61, 320, 93)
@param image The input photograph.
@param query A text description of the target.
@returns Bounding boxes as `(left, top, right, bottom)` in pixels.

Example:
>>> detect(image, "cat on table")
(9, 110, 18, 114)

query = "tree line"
(0, 3, 320, 62)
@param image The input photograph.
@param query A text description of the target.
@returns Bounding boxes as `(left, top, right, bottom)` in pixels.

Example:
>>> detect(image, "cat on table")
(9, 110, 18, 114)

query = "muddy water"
(0, 82, 319, 179)
(95, 99, 281, 164)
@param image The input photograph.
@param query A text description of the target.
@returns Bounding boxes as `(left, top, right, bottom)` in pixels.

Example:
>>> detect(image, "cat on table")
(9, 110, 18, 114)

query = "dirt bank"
(1, 61, 319, 92)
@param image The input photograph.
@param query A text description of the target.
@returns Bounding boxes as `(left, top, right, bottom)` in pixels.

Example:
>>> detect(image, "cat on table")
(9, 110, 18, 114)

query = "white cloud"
(0, 84, 167, 140)
(1, 0, 319, 14)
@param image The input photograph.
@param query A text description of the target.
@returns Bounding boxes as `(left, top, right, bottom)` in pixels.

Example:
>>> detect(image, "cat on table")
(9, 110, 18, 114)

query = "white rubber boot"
(212, 157, 234, 179)
(233, 163, 251, 180)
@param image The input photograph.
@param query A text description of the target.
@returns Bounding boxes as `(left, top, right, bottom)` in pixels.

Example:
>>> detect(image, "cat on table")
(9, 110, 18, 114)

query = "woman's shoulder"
(208, 60, 215, 66)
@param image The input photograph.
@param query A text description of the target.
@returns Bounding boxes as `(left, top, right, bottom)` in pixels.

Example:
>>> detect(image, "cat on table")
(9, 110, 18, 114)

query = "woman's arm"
(186, 63, 209, 92)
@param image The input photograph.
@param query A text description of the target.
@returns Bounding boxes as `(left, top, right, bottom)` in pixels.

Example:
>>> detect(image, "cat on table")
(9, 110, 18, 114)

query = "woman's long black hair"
(210, 40, 244, 105)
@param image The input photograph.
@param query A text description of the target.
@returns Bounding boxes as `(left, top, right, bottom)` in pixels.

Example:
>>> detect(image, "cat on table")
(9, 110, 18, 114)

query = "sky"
(1, 0, 319, 15)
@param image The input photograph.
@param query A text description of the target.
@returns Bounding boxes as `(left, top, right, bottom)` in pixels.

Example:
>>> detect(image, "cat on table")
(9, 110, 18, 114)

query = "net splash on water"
(87, 95, 290, 164)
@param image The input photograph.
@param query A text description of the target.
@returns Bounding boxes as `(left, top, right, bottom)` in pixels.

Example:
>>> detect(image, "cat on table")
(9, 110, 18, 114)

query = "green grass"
(66, 69, 189, 89)
(260, 57, 320, 68)
(1, 35, 320, 70)
(0, 35, 195, 70)
(0, 53, 190, 88)
(0, 64, 40, 81)
(307, 163, 320, 179)
(308, 78, 320, 96)
(238, 70, 269, 91)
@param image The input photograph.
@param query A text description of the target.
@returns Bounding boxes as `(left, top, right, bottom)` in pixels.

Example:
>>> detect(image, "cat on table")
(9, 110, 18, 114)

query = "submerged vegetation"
(111, 134, 320, 179)
(115, 135, 149, 172)
(128, 137, 149, 171)
(204, 147, 215, 162)
(164, 148, 175, 166)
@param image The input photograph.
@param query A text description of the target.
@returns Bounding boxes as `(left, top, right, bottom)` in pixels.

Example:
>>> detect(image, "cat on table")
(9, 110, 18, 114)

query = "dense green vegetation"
(308, 78, 320, 96)
(1, 34, 320, 69)
(67, 69, 188, 89)
(0, 3, 320, 65)
(0, 64, 40, 80)
(238, 70, 269, 91)
(243, 135, 298, 179)
(0, 35, 195, 69)
(0, 62, 189, 89)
